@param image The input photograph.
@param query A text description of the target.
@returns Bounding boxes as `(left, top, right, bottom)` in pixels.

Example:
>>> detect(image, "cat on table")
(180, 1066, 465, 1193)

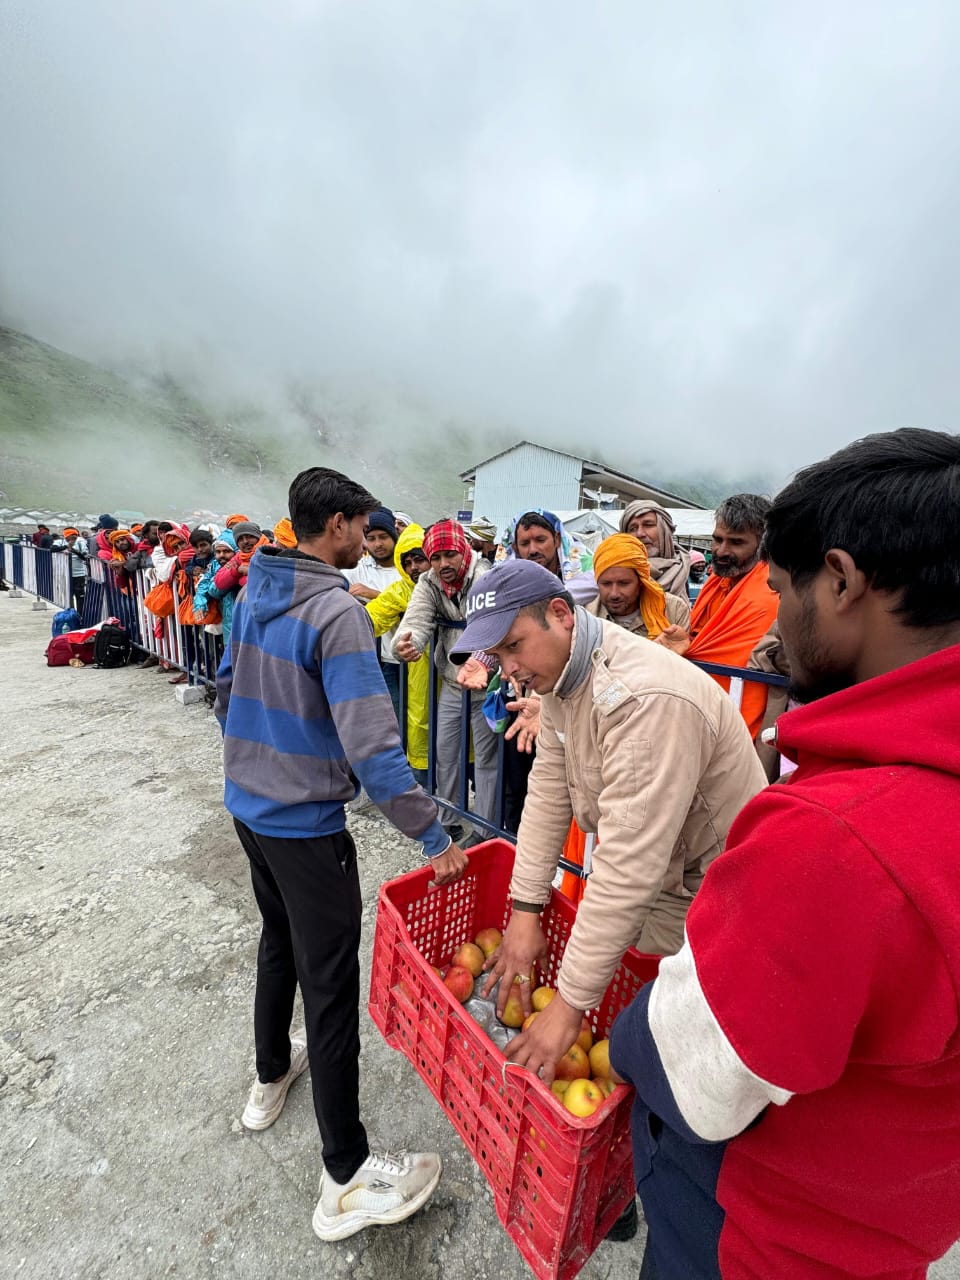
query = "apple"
(562, 1077, 605, 1117)
(474, 927, 503, 958)
(550, 1079, 570, 1098)
(499, 982, 527, 1028)
(532, 986, 556, 1012)
(553, 1043, 590, 1081)
(443, 964, 474, 1004)
(588, 1039, 611, 1079)
(521, 1011, 539, 1032)
(594, 1077, 616, 1098)
(452, 941, 485, 977)
(576, 1017, 594, 1054)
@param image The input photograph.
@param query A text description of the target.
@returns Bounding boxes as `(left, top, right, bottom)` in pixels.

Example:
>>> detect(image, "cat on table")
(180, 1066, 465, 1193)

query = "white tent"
(558, 505, 716, 550)
(555, 509, 621, 552)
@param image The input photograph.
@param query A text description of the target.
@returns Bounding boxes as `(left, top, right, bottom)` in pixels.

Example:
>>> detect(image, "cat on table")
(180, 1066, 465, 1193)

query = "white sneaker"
(312, 1149, 442, 1241)
(241, 1031, 309, 1131)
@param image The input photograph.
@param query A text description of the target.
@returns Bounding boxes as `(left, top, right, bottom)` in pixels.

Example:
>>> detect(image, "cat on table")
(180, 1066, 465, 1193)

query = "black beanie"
(366, 507, 398, 541)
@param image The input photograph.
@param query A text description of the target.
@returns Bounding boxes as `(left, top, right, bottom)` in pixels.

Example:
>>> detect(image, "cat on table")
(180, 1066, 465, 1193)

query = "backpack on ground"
(51, 608, 82, 637)
(93, 623, 132, 669)
(45, 627, 100, 667)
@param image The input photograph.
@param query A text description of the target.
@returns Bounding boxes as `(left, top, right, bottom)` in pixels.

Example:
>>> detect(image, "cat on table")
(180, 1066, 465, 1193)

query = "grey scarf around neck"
(553, 606, 602, 698)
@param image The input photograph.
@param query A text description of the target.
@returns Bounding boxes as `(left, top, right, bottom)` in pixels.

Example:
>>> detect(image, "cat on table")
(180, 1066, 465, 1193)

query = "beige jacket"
(511, 620, 766, 1010)
(586, 590, 691, 636)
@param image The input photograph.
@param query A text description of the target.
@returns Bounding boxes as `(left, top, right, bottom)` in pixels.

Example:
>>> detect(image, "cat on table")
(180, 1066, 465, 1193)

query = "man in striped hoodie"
(215, 466, 466, 1242)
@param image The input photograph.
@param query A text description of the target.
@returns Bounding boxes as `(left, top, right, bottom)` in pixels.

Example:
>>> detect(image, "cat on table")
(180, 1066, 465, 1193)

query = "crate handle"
(501, 1058, 534, 1090)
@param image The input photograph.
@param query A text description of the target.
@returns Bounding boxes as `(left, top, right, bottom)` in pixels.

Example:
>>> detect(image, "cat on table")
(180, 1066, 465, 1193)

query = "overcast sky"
(2, 0, 958, 484)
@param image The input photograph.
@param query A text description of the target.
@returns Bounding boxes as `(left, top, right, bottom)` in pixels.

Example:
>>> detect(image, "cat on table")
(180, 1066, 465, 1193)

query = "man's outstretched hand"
(456, 657, 491, 690)
(654, 624, 691, 656)
(394, 630, 422, 663)
(505, 696, 541, 752)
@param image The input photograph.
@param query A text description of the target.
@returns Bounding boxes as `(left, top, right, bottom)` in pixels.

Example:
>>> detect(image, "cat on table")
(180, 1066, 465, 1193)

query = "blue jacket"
(194, 563, 235, 643)
(214, 546, 449, 854)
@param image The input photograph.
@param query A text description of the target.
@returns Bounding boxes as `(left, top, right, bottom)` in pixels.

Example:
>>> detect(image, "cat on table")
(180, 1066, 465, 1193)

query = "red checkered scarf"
(422, 520, 473, 596)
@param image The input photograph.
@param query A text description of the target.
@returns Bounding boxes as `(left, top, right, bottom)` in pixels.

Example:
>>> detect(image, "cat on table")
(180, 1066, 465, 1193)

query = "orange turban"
(63, 528, 79, 539)
(225, 513, 249, 528)
(592, 534, 671, 638)
(273, 517, 296, 548)
(107, 527, 133, 556)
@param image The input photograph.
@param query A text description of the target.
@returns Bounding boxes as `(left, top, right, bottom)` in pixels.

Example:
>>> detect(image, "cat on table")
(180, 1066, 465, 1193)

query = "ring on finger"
(515, 974, 530, 984)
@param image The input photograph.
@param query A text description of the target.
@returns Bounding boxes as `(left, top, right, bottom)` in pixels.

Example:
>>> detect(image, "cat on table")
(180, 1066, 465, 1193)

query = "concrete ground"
(2, 595, 958, 1280)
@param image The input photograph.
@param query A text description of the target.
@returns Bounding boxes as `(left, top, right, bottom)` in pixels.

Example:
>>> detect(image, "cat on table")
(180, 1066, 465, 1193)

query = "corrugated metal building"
(460, 442, 701, 542)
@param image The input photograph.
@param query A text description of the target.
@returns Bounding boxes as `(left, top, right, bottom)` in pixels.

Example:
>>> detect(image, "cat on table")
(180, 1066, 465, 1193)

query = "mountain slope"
(0, 327, 474, 519)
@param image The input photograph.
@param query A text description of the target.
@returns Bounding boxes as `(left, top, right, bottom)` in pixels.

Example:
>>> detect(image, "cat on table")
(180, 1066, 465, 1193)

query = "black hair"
(715, 494, 772, 537)
(158, 521, 174, 534)
(518, 591, 575, 627)
(399, 545, 427, 567)
(289, 467, 378, 541)
(765, 428, 960, 629)
(515, 513, 559, 540)
(189, 527, 213, 548)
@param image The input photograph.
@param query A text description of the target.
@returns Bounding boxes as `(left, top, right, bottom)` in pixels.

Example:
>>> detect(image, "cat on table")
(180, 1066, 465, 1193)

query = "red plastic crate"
(369, 838, 661, 1280)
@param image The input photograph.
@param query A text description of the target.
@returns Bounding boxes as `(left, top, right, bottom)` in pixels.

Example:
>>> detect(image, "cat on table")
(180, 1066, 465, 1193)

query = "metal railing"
(81, 557, 224, 687)
(8, 544, 789, 865)
(2, 542, 72, 609)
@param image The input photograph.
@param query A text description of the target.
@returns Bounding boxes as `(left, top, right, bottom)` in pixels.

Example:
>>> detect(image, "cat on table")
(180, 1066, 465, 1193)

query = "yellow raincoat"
(366, 523, 430, 771)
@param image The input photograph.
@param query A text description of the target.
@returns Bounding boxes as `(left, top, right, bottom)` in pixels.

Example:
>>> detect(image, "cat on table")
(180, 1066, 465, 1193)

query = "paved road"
(2, 595, 957, 1279)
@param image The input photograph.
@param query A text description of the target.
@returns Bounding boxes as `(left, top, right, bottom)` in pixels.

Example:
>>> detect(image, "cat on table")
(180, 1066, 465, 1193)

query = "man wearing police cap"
(450, 559, 764, 1085)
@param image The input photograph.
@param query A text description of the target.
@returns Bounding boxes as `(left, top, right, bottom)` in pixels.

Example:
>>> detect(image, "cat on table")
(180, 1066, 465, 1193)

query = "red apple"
(553, 1043, 590, 1081)
(576, 1017, 594, 1054)
(443, 964, 474, 1004)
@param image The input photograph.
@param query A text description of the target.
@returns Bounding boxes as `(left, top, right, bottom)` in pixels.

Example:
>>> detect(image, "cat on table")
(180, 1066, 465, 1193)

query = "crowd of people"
(21, 428, 960, 1278)
(33, 492, 782, 792)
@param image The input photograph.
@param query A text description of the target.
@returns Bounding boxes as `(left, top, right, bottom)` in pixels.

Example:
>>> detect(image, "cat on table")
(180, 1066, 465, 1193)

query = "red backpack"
(45, 627, 100, 667)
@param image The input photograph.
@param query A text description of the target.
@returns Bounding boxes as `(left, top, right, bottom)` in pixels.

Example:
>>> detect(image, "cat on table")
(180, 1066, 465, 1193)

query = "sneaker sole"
(241, 1050, 309, 1131)
(311, 1159, 442, 1242)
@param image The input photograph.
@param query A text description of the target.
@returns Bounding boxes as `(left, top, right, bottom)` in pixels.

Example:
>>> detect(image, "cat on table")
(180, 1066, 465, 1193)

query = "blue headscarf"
(213, 529, 237, 552)
(504, 508, 586, 582)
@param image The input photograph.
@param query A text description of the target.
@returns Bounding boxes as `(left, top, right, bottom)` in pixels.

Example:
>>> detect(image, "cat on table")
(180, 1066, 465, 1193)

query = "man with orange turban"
(588, 534, 690, 638)
(106, 528, 152, 593)
(656, 494, 779, 739)
(272, 517, 297, 549)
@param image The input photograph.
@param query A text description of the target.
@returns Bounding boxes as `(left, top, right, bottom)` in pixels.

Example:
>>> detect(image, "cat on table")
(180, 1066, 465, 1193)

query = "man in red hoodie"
(610, 427, 960, 1280)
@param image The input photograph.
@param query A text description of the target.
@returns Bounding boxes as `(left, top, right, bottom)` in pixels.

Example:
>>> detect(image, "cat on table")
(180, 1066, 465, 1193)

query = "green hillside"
(0, 325, 762, 525)
(0, 327, 476, 521)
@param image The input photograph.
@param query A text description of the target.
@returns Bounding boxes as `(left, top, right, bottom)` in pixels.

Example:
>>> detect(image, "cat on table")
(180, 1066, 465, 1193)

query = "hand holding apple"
(504, 992, 586, 1087)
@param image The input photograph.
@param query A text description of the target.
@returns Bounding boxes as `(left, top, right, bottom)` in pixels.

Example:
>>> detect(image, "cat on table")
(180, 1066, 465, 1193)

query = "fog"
(2, 0, 959, 489)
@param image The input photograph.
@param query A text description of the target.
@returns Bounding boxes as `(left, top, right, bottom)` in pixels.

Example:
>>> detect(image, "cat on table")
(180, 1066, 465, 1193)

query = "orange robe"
(687, 560, 780, 739)
(559, 822, 590, 905)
